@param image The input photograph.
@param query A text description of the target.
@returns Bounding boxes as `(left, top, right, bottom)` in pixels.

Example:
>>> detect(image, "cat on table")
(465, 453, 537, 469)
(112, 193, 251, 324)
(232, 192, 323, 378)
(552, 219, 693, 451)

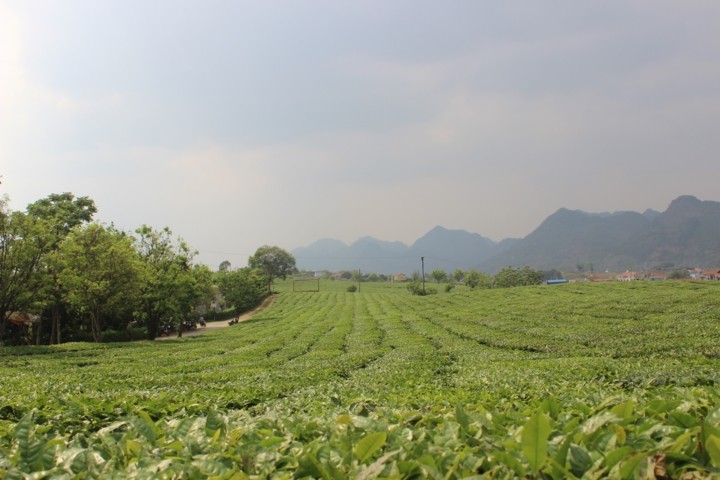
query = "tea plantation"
(1, 281, 720, 478)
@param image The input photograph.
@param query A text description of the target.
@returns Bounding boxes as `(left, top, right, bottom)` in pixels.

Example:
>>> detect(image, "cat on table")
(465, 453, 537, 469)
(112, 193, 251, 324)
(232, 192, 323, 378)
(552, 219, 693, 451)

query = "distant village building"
(617, 271, 638, 282)
(393, 273, 408, 282)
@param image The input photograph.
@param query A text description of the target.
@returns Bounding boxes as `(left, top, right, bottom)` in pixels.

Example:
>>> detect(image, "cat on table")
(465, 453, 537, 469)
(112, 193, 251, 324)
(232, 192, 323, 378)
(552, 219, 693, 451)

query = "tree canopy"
(248, 245, 296, 293)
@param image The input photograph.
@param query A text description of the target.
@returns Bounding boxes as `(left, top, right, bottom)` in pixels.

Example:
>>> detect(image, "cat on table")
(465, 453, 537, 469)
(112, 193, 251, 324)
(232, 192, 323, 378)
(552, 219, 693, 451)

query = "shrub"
(346, 285, 357, 292)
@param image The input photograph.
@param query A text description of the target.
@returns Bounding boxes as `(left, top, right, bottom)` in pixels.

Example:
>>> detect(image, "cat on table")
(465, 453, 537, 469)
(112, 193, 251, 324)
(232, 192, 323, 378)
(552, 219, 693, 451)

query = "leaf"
(455, 402, 470, 432)
(522, 411, 551, 473)
(133, 411, 157, 443)
(356, 449, 401, 480)
(707, 435, 720, 468)
(618, 454, 645, 478)
(354, 431, 387, 463)
(568, 444, 593, 478)
(14, 413, 33, 452)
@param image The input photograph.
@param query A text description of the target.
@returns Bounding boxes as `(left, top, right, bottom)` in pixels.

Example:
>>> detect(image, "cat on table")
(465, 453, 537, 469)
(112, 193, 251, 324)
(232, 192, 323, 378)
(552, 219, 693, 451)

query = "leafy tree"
(452, 269, 465, 284)
(218, 260, 231, 272)
(464, 270, 491, 289)
(248, 245, 296, 293)
(59, 223, 140, 342)
(217, 267, 267, 315)
(542, 269, 564, 282)
(134, 226, 204, 340)
(26, 193, 96, 344)
(0, 200, 51, 345)
(493, 266, 543, 288)
(430, 269, 447, 284)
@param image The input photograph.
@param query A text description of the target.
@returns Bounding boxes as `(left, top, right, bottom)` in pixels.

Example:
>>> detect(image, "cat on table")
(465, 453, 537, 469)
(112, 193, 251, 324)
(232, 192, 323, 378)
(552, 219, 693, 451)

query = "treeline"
(408, 266, 554, 295)
(0, 193, 292, 346)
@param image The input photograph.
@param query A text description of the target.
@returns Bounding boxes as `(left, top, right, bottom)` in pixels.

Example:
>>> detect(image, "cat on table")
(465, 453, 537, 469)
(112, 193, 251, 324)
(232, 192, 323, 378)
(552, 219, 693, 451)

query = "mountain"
(293, 195, 720, 275)
(479, 195, 720, 272)
(410, 226, 499, 273)
(293, 226, 501, 274)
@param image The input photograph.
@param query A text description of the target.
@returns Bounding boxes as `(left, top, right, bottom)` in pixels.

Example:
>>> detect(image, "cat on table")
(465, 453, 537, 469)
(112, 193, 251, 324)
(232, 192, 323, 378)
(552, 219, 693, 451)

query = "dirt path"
(157, 295, 276, 340)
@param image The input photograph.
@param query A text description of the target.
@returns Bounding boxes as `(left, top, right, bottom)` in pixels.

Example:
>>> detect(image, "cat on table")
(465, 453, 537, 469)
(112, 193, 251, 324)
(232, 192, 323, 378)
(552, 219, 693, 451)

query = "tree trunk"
(90, 309, 102, 343)
(35, 316, 43, 345)
(50, 301, 61, 345)
(0, 309, 6, 346)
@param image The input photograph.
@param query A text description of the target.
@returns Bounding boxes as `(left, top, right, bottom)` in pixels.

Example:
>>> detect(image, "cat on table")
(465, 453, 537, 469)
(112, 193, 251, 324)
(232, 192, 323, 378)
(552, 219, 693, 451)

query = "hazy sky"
(2, 1, 720, 268)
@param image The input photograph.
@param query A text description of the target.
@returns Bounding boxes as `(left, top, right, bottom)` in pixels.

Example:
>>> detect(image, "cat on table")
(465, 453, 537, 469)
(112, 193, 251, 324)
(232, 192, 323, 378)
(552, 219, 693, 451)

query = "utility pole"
(421, 257, 426, 295)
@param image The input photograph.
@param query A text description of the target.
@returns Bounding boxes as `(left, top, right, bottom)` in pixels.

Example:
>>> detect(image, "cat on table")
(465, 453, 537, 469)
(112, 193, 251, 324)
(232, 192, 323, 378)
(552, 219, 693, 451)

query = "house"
(689, 268, 703, 280)
(617, 271, 638, 282)
(393, 273, 408, 282)
(649, 273, 666, 281)
(702, 270, 720, 281)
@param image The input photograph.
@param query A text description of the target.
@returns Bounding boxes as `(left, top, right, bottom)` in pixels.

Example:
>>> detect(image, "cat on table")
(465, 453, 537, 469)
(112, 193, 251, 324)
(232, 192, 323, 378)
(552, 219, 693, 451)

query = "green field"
(2, 281, 720, 478)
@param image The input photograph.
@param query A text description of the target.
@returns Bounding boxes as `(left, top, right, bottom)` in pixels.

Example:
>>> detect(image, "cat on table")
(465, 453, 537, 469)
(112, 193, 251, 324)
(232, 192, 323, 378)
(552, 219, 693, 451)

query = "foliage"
(26, 193, 97, 345)
(346, 284, 357, 292)
(0, 282, 720, 476)
(430, 268, 447, 283)
(248, 245, 296, 293)
(494, 266, 544, 288)
(134, 226, 213, 339)
(406, 280, 436, 295)
(464, 269, 491, 289)
(58, 223, 141, 342)
(217, 267, 267, 314)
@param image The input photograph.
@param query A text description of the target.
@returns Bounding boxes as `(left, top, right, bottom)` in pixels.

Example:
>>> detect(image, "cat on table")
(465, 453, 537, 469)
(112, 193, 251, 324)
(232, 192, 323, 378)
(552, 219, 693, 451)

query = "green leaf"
(455, 402, 470, 432)
(569, 444, 593, 478)
(354, 431, 387, 463)
(14, 413, 33, 452)
(707, 435, 720, 468)
(604, 446, 632, 470)
(133, 411, 157, 444)
(618, 454, 644, 478)
(522, 411, 551, 473)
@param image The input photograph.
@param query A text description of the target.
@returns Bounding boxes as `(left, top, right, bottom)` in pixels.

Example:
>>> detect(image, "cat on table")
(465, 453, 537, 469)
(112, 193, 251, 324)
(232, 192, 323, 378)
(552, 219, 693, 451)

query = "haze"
(2, 1, 719, 268)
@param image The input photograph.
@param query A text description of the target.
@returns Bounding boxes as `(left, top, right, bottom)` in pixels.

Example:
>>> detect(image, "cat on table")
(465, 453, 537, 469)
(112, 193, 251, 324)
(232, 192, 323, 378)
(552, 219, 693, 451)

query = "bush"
(407, 281, 436, 296)
(346, 285, 357, 292)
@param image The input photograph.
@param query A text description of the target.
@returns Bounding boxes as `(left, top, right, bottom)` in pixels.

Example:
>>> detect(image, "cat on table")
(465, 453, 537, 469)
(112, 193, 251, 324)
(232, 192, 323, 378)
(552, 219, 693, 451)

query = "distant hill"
(293, 195, 720, 274)
(293, 226, 504, 275)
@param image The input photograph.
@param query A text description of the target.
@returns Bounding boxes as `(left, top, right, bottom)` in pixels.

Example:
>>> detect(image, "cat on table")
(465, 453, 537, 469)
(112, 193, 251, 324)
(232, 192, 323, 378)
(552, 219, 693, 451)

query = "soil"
(156, 295, 276, 340)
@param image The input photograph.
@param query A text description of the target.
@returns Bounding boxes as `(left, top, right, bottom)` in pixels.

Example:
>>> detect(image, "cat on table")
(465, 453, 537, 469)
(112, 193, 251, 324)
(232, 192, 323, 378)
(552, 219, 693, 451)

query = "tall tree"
(134, 226, 208, 339)
(248, 245, 296, 293)
(0, 199, 51, 345)
(26, 193, 96, 344)
(430, 269, 448, 283)
(59, 223, 140, 342)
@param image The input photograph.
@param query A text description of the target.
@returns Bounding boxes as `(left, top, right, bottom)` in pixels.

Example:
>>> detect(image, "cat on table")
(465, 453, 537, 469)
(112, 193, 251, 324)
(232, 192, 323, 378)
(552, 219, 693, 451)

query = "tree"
(134, 225, 205, 340)
(218, 260, 231, 272)
(59, 223, 140, 342)
(452, 269, 465, 284)
(493, 266, 543, 288)
(217, 268, 266, 314)
(430, 269, 447, 284)
(464, 270, 491, 289)
(0, 200, 50, 345)
(248, 245, 296, 293)
(26, 193, 96, 344)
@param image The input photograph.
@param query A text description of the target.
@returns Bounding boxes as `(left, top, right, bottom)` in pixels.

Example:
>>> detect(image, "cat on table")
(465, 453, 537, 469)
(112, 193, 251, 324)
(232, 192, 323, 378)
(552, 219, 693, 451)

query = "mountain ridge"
(292, 196, 720, 274)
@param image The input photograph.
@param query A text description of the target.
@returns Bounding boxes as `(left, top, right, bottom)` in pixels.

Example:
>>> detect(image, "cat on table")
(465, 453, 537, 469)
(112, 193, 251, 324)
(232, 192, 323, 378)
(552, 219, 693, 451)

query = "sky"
(2, 1, 720, 269)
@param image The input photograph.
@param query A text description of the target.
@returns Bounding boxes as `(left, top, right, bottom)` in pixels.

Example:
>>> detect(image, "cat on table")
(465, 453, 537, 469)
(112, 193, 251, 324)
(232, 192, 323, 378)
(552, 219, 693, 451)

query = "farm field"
(1, 281, 720, 478)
